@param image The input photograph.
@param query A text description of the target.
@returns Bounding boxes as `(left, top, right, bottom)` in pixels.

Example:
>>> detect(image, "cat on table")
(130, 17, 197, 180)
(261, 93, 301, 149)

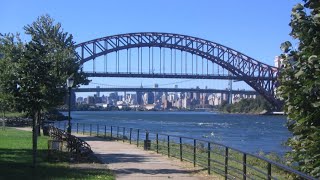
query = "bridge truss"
(75, 32, 280, 109)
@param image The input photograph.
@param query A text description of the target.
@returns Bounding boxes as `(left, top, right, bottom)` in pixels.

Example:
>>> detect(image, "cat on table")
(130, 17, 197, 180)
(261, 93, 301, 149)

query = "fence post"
(243, 153, 247, 180)
(123, 127, 125, 142)
(104, 125, 106, 138)
(267, 162, 271, 180)
(97, 124, 99, 136)
(179, 137, 182, 161)
(76, 123, 79, 134)
(83, 123, 85, 134)
(129, 128, 132, 144)
(225, 147, 229, 180)
(111, 126, 113, 138)
(144, 131, 150, 150)
(194, 139, 196, 167)
(90, 124, 92, 136)
(167, 135, 170, 157)
(156, 133, 159, 153)
(117, 126, 119, 140)
(208, 142, 211, 174)
(137, 129, 140, 147)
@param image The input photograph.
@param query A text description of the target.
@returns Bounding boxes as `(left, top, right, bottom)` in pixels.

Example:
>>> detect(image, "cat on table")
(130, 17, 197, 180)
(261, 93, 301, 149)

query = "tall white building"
(274, 56, 283, 68)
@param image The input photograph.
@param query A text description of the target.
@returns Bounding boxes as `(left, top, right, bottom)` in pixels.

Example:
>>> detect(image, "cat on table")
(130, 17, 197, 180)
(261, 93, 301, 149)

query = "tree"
(0, 34, 24, 116)
(278, 0, 320, 177)
(0, 15, 89, 167)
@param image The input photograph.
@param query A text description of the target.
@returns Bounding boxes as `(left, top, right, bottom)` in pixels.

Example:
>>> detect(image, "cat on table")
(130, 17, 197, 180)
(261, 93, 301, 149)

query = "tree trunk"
(37, 112, 41, 136)
(32, 110, 39, 168)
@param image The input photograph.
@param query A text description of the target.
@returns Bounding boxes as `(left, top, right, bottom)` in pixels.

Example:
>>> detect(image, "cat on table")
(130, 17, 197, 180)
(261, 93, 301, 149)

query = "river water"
(61, 111, 291, 155)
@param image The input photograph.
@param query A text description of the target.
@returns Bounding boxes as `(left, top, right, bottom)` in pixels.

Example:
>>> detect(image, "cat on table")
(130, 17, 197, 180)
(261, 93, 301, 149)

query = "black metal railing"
(55, 121, 316, 180)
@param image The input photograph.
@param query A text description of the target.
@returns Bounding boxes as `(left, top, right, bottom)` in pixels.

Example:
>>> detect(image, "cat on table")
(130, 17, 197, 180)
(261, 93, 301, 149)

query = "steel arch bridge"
(75, 32, 280, 109)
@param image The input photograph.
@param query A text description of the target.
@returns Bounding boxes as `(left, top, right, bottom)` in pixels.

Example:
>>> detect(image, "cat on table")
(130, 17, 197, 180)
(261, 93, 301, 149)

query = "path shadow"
(76, 135, 116, 142)
(112, 167, 206, 176)
(73, 135, 207, 176)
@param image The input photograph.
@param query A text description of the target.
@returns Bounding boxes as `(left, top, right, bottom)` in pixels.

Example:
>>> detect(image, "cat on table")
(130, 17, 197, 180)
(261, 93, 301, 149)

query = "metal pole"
(104, 125, 107, 138)
(129, 128, 132, 144)
(76, 123, 79, 134)
(117, 126, 119, 140)
(111, 126, 113, 138)
(83, 123, 85, 134)
(194, 139, 196, 167)
(180, 137, 182, 161)
(167, 135, 170, 157)
(208, 142, 211, 174)
(97, 124, 99, 136)
(225, 147, 229, 180)
(267, 163, 271, 180)
(137, 129, 140, 147)
(67, 87, 71, 134)
(123, 127, 125, 142)
(243, 153, 247, 180)
(156, 133, 159, 153)
(90, 124, 92, 136)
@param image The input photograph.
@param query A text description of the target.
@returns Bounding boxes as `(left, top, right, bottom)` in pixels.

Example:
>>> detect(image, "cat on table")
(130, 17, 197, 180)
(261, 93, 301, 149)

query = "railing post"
(156, 133, 159, 153)
(208, 142, 211, 174)
(97, 124, 99, 136)
(267, 162, 271, 180)
(117, 126, 119, 140)
(179, 137, 182, 161)
(90, 124, 92, 136)
(167, 135, 170, 157)
(111, 126, 113, 138)
(104, 125, 106, 138)
(243, 153, 247, 180)
(144, 131, 150, 150)
(123, 127, 125, 142)
(129, 128, 132, 144)
(83, 123, 85, 134)
(194, 139, 196, 167)
(64, 122, 66, 131)
(76, 123, 79, 134)
(137, 129, 140, 147)
(225, 147, 229, 180)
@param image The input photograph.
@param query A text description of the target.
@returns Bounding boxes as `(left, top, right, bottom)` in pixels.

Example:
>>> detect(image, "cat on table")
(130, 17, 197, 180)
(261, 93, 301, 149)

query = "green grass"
(0, 128, 114, 180)
(1, 111, 27, 118)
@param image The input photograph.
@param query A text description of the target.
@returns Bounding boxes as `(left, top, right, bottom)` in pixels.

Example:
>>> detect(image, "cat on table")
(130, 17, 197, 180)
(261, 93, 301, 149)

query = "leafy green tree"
(278, 0, 320, 177)
(0, 15, 89, 167)
(0, 34, 24, 116)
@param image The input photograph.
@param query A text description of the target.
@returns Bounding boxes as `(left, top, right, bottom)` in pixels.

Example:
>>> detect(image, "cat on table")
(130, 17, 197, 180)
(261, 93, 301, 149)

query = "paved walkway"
(14, 127, 217, 179)
(75, 134, 216, 180)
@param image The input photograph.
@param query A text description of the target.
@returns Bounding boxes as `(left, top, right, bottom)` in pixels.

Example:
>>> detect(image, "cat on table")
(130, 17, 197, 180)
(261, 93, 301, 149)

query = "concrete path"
(14, 127, 217, 179)
(75, 134, 216, 180)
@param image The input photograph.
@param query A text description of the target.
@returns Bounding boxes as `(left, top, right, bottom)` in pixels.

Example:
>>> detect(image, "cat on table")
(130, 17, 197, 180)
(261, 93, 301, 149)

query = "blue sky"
(0, 0, 300, 96)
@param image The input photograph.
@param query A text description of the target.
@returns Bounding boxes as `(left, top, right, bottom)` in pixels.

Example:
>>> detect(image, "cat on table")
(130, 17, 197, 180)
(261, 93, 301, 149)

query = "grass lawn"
(0, 128, 114, 180)
(1, 111, 27, 118)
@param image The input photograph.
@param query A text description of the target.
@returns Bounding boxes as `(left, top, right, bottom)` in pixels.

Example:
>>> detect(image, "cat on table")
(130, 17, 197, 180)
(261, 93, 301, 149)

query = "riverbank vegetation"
(218, 96, 273, 114)
(0, 128, 114, 180)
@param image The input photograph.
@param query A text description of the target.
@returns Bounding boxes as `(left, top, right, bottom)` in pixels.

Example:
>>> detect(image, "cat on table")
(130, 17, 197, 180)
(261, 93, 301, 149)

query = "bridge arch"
(75, 32, 280, 109)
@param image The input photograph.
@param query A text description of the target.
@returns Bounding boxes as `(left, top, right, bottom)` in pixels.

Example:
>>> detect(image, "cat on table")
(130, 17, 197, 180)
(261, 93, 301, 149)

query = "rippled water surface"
(61, 111, 291, 154)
